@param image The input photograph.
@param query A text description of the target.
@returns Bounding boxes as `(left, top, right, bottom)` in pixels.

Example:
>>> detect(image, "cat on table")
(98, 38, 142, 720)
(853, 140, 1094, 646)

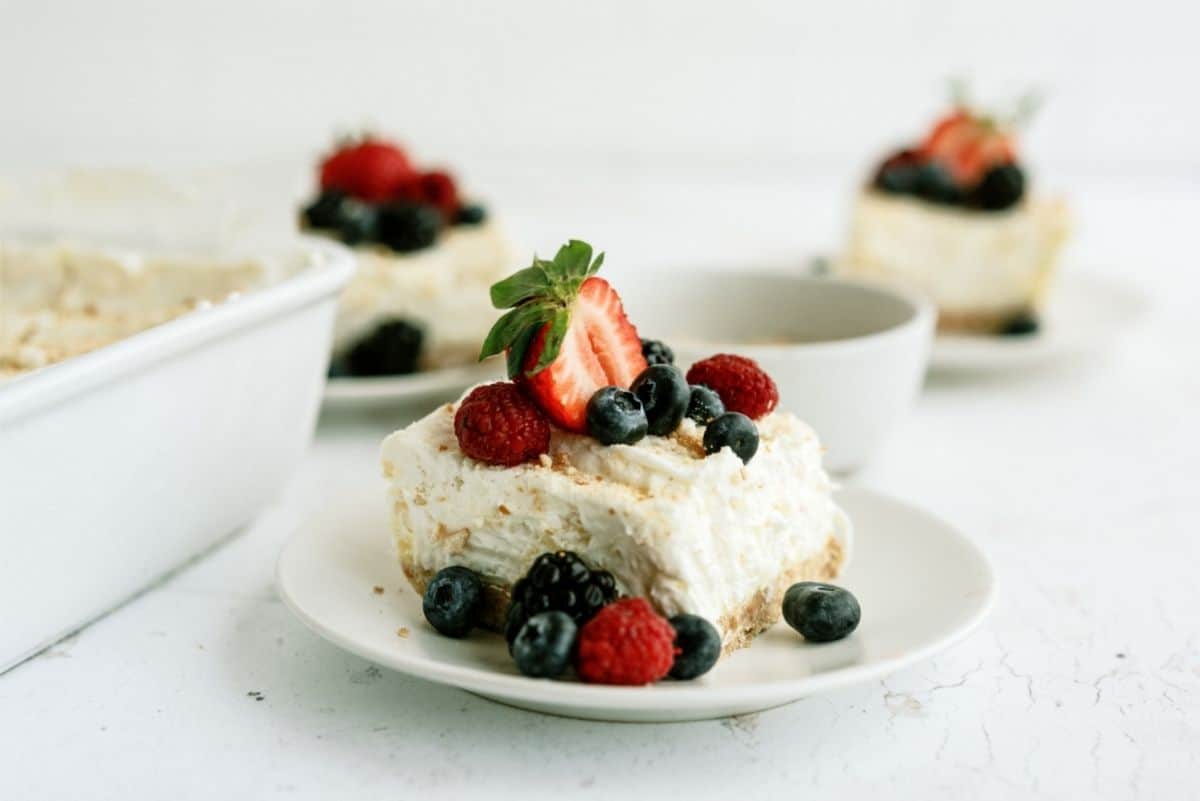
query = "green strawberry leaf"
(489, 264, 551, 309)
(530, 307, 572, 375)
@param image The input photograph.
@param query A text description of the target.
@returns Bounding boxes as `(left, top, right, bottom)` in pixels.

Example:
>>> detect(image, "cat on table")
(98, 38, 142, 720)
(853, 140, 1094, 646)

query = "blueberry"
(455, 203, 487, 225)
(301, 189, 351, 231)
(782, 582, 861, 643)
(999, 310, 1040, 336)
(377, 202, 442, 253)
(630, 364, 690, 436)
(703, 412, 759, 464)
(512, 611, 577, 678)
(971, 163, 1025, 211)
(872, 149, 923, 195)
(586, 387, 648, 445)
(668, 614, 721, 680)
(344, 319, 424, 376)
(422, 566, 482, 638)
(914, 162, 964, 205)
(685, 384, 725, 426)
(335, 198, 379, 246)
(640, 338, 675, 366)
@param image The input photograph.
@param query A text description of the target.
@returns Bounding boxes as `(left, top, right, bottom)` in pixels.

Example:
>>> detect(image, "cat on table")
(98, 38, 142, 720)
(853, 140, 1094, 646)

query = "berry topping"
(668, 614, 722, 680)
(703, 412, 760, 464)
(377, 202, 442, 253)
(456, 203, 487, 226)
(872, 149, 923, 195)
(918, 109, 1016, 187)
(640, 338, 675, 366)
(453, 382, 551, 466)
(630, 364, 690, 437)
(344, 319, 424, 376)
(575, 598, 677, 685)
(586, 387, 648, 446)
(782, 582, 861, 643)
(422, 566, 482, 638)
(970, 163, 1026, 211)
(480, 241, 647, 432)
(319, 138, 415, 203)
(685, 384, 725, 426)
(914, 162, 965, 206)
(999, 310, 1040, 336)
(512, 611, 577, 679)
(685, 353, 778, 420)
(301, 189, 352, 230)
(418, 170, 460, 221)
(505, 551, 619, 651)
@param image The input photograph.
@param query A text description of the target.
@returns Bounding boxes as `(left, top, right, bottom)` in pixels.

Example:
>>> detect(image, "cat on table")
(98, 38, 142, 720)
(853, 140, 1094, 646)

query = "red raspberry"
(319, 138, 415, 203)
(575, 598, 678, 685)
(454, 383, 550, 467)
(686, 353, 779, 420)
(418, 170, 460, 220)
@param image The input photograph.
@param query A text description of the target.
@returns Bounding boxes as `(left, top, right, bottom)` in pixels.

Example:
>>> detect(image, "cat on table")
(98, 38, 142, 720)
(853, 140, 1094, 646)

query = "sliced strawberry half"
(479, 242, 647, 432)
(918, 110, 1015, 186)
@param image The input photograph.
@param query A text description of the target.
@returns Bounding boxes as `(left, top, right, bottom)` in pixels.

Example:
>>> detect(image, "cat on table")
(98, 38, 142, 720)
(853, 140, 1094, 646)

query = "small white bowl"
(620, 272, 935, 472)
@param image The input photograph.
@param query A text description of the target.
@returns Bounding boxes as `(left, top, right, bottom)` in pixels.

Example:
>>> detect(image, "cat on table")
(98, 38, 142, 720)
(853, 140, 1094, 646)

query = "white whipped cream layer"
(0, 241, 265, 378)
(842, 190, 1070, 313)
(381, 390, 847, 644)
(334, 220, 513, 369)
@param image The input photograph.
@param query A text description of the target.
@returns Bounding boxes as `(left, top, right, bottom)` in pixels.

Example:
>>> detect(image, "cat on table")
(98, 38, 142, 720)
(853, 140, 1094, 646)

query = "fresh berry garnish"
(914, 162, 965, 205)
(782, 582, 861, 643)
(685, 385, 725, 426)
(918, 109, 1016, 187)
(970, 163, 1025, 211)
(575, 598, 678, 685)
(319, 138, 415, 203)
(872, 149, 924, 195)
(640, 338, 675, 366)
(345, 319, 424, 376)
(418, 170, 460, 221)
(377, 202, 442, 253)
(480, 241, 647, 432)
(422, 566, 482, 638)
(453, 382, 551, 466)
(703, 412, 759, 464)
(586, 387, 648, 446)
(301, 189, 351, 230)
(511, 611, 577, 679)
(505, 551, 619, 650)
(668, 614, 721, 680)
(685, 353, 778, 420)
(456, 203, 487, 226)
(999, 310, 1040, 336)
(630, 364, 689, 437)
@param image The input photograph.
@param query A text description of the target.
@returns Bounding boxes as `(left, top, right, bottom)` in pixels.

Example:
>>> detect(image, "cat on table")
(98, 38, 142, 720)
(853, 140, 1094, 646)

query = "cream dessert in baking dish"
(841, 97, 1070, 335)
(0, 241, 264, 379)
(381, 240, 852, 683)
(299, 137, 512, 376)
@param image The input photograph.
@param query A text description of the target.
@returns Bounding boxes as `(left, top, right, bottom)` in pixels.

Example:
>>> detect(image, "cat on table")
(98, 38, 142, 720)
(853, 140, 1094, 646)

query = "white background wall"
(2, 0, 1198, 180)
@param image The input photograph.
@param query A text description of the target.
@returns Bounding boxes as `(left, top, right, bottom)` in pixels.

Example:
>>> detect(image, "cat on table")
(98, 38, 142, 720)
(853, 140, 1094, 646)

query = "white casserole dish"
(0, 237, 354, 671)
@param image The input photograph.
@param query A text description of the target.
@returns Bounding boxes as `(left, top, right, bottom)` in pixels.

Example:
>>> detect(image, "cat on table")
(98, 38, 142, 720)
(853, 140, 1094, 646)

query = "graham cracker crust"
(936, 307, 1032, 334)
(399, 534, 846, 654)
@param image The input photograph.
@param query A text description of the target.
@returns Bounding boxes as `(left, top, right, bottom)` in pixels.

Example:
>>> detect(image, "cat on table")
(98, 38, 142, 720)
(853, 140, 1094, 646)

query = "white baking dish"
(0, 237, 354, 671)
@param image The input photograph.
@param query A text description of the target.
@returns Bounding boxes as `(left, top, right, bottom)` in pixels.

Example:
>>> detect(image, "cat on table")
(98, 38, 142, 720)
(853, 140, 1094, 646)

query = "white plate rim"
(275, 487, 996, 715)
(323, 360, 502, 405)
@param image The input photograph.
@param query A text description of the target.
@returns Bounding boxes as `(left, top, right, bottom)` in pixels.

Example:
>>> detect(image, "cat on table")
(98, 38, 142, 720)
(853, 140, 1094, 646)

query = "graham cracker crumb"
(538, 454, 553, 468)
(381, 460, 395, 478)
(437, 444, 449, 452)
(498, 504, 511, 515)
(396, 627, 410, 639)
(372, 585, 384, 595)
(551, 452, 572, 472)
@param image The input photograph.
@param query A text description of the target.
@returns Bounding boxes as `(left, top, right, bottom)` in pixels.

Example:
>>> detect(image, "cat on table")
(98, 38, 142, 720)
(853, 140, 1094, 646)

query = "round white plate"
(931, 273, 1149, 372)
(323, 361, 503, 408)
(276, 486, 994, 722)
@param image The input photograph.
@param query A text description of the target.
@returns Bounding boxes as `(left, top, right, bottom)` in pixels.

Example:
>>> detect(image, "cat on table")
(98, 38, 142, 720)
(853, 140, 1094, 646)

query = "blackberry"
(640, 338, 675, 366)
(344, 319, 424, 376)
(504, 551, 618, 649)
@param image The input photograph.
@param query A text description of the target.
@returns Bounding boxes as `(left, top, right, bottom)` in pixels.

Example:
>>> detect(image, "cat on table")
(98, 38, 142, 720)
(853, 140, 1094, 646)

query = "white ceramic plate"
(276, 486, 994, 722)
(931, 273, 1149, 372)
(323, 361, 503, 408)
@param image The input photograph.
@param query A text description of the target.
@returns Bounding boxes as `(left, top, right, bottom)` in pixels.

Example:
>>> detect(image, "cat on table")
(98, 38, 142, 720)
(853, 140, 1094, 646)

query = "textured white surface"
(0, 172, 1197, 799)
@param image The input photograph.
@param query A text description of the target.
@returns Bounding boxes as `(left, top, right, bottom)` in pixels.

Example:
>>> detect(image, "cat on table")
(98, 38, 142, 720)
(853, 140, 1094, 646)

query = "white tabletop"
(1, 172, 1197, 800)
